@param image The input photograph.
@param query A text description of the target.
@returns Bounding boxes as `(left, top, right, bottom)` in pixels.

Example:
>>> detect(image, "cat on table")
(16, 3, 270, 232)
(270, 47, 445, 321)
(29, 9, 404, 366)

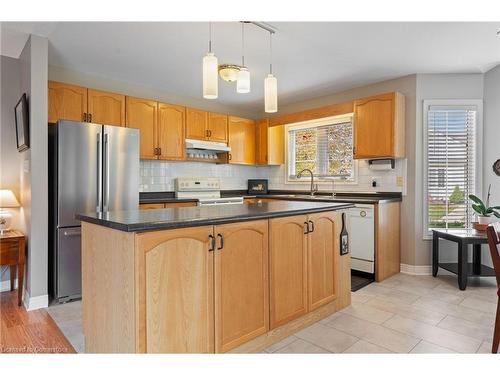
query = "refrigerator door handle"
(103, 133, 110, 212)
(96, 133, 102, 213)
(62, 228, 82, 237)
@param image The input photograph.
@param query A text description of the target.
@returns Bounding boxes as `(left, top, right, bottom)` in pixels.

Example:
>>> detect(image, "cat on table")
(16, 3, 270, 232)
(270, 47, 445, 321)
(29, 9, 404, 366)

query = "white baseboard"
(23, 289, 49, 311)
(400, 263, 432, 276)
(0, 278, 18, 292)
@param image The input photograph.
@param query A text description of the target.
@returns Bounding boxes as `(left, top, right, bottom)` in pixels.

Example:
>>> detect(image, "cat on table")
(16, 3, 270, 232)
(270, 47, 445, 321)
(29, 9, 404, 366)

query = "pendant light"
(264, 31, 277, 113)
(203, 22, 218, 99)
(237, 22, 251, 93)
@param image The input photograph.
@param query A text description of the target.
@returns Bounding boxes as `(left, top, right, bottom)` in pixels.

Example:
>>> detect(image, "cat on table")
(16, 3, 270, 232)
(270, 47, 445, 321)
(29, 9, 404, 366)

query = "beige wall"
(269, 75, 418, 266)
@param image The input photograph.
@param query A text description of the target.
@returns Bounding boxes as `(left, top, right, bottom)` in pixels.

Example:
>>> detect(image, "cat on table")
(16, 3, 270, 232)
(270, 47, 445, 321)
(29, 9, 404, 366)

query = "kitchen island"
(77, 201, 353, 353)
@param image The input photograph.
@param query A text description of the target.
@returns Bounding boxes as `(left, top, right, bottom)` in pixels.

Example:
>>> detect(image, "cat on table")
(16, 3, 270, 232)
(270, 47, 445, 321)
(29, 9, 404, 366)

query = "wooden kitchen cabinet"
(157, 102, 185, 160)
(126, 96, 157, 159)
(87, 89, 125, 126)
(307, 211, 338, 311)
(186, 107, 208, 140)
(255, 119, 284, 165)
(214, 220, 269, 352)
(228, 116, 256, 165)
(137, 226, 214, 353)
(269, 215, 308, 329)
(375, 202, 401, 282)
(48, 81, 88, 123)
(353, 92, 405, 159)
(208, 112, 228, 143)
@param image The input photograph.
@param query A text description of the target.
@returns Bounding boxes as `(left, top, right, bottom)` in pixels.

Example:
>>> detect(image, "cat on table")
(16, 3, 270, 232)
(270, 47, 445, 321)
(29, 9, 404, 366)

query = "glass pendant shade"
(203, 52, 218, 99)
(264, 74, 278, 113)
(236, 67, 250, 93)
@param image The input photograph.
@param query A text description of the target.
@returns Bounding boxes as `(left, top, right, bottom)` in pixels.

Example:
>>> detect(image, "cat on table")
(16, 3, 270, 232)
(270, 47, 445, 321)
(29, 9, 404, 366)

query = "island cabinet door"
(307, 211, 338, 311)
(269, 215, 308, 329)
(213, 220, 269, 353)
(136, 225, 215, 353)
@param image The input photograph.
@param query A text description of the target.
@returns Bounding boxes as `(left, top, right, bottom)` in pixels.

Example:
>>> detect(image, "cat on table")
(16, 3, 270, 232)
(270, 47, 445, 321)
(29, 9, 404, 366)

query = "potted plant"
(469, 185, 500, 225)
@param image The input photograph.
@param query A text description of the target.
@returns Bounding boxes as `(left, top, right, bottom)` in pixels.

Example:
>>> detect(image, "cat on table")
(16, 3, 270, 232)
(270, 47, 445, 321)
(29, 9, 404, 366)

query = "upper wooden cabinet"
(214, 220, 269, 353)
(269, 215, 308, 329)
(208, 112, 228, 143)
(186, 109, 228, 143)
(228, 116, 255, 165)
(157, 103, 185, 160)
(48, 81, 125, 126)
(255, 119, 284, 165)
(126, 96, 157, 159)
(353, 92, 405, 159)
(48, 81, 87, 123)
(137, 226, 214, 353)
(87, 89, 125, 126)
(186, 108, 208, 140)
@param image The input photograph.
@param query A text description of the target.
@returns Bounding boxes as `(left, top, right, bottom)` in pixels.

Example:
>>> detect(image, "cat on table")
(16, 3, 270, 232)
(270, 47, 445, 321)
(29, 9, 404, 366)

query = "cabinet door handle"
(304, 221, 310, 234)
(88, 113, 92, 123)
(228, 154, 232, 161)
(158, 147, 162, 155)
(217, 233, 224, 250)
(208, 234, 215, 251)
(83, 113, 87, 122)
(353, 146, 356, 155)
(309, 220, 315, 233)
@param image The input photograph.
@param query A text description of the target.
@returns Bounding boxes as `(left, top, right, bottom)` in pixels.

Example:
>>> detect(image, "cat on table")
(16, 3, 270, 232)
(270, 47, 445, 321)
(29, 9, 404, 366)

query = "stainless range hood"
(185, 138, 231, 152)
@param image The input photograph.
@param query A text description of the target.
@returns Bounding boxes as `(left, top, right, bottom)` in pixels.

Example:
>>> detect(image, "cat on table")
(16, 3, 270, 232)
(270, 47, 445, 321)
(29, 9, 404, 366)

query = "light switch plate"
(396, 176, 404, 187)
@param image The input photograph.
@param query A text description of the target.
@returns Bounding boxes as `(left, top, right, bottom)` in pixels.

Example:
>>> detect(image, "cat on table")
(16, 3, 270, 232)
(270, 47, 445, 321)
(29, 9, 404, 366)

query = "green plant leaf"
(494, 211, 500, 219)
(469, 194, 486, 209)
(472, 203, 485, 215)
(490, 206, 500, 210)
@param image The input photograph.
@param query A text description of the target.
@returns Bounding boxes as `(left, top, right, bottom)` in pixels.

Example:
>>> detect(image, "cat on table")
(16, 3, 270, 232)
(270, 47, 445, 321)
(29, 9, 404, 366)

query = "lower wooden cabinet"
(138, 226, 214, 353)
(269, 215, 308, 329)
(214, 220, 269, 352)
(307, 211, 338, 311)
(269, 212, 340, 328)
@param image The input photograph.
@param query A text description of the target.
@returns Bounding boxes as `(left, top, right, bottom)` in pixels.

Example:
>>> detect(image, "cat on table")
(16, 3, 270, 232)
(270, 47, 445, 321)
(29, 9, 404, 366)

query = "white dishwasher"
(347, 204, 375, 274)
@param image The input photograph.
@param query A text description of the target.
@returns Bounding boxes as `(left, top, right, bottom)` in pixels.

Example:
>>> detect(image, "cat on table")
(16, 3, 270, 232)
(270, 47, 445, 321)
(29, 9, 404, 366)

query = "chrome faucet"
(297, 168, 318, 196)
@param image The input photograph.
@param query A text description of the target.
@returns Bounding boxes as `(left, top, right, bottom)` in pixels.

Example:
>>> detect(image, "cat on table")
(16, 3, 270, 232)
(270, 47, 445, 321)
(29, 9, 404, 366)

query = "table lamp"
(0, 189, 20, 235)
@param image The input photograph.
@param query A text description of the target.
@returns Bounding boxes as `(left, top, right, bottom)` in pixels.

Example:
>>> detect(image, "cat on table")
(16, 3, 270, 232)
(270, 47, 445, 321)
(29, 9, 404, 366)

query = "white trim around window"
(422, 99, 483, 239)
(284, 114, 358, 185)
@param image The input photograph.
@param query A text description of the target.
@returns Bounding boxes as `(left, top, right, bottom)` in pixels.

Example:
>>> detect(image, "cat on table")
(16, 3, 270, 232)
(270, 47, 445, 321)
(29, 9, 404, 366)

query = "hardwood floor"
(0, 290, 75, 353)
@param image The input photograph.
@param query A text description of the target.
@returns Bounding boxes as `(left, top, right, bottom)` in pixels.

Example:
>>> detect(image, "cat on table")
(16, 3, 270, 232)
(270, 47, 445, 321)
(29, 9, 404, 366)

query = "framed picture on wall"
(14, 93, 29, 152)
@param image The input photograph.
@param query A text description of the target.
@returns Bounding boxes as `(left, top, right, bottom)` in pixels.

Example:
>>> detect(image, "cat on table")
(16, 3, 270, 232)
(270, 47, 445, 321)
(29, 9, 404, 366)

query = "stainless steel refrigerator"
(49, 120, 139, 303)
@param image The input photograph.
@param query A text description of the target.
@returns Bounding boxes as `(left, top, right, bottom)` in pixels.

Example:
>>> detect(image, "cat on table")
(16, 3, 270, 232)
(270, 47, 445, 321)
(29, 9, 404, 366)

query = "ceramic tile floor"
(47, 272, 498, 354)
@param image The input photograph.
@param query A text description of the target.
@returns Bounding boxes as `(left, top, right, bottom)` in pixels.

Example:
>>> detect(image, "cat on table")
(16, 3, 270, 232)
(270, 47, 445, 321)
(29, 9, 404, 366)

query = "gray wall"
(483, 65, 500, 206)
(17, 35, 49, 307)
(0, 56, 24, 287)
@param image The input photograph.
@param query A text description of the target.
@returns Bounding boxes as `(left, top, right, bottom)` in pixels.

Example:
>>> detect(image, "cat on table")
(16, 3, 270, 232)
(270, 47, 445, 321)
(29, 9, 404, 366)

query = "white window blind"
(287, 117, 354, 180)
(426, 105, 477, 231)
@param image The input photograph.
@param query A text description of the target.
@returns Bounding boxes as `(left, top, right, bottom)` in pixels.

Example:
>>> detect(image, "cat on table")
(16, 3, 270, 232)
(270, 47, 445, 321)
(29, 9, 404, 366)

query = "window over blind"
(287, 116, 354, 180)
(426, 105, 477, 232)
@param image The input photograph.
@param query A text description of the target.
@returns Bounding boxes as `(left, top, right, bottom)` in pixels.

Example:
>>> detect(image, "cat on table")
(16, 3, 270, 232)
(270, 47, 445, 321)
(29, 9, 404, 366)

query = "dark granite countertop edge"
(139, 190, 402, 204)
(77, 203, 353, 232)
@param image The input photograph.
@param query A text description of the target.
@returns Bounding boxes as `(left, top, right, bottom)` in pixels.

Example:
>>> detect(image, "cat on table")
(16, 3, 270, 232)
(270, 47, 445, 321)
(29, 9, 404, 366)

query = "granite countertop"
(139, 190, 402, 205)
(77, 201, 353, 232)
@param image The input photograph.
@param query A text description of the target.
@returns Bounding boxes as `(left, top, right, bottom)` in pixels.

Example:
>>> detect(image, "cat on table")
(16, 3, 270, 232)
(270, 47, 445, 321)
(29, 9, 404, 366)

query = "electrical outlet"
(396, 176, 404, 187)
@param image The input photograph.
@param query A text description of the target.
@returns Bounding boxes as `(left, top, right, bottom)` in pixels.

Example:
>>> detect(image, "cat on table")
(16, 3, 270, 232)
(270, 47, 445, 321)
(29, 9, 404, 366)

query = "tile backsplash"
(140, 159, 407, 195)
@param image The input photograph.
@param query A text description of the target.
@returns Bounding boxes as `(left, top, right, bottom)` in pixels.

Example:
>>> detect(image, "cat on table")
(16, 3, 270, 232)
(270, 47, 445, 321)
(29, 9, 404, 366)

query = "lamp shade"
(0, 190, 20, 208)
(264, 74, 278, 113)
(236, 67, 251, 93)
(203, 52, 218, 99)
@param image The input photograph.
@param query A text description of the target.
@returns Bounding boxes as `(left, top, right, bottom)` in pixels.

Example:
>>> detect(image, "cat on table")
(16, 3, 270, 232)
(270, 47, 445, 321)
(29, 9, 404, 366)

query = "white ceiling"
(2, 22, 499, 114)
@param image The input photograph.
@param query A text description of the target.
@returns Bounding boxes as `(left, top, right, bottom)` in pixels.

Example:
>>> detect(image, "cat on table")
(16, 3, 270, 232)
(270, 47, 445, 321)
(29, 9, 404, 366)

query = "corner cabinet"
(353, 92, 405, 159)
(255, 119, 284, 165)
(228, 116, 256, 165)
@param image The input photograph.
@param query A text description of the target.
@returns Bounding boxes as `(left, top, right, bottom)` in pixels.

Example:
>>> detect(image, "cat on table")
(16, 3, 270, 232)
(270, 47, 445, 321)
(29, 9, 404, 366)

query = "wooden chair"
(486, 221, 500, 354)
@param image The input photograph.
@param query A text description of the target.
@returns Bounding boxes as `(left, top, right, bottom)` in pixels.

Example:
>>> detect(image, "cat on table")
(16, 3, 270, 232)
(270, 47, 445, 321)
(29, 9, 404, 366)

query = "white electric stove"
(175, 177, 244, 206)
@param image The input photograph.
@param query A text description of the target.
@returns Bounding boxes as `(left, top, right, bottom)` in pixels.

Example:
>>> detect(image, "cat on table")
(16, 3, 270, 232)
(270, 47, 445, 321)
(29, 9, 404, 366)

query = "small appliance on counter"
(247, 179, 268, 195)
(175, 177, 243, 206)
